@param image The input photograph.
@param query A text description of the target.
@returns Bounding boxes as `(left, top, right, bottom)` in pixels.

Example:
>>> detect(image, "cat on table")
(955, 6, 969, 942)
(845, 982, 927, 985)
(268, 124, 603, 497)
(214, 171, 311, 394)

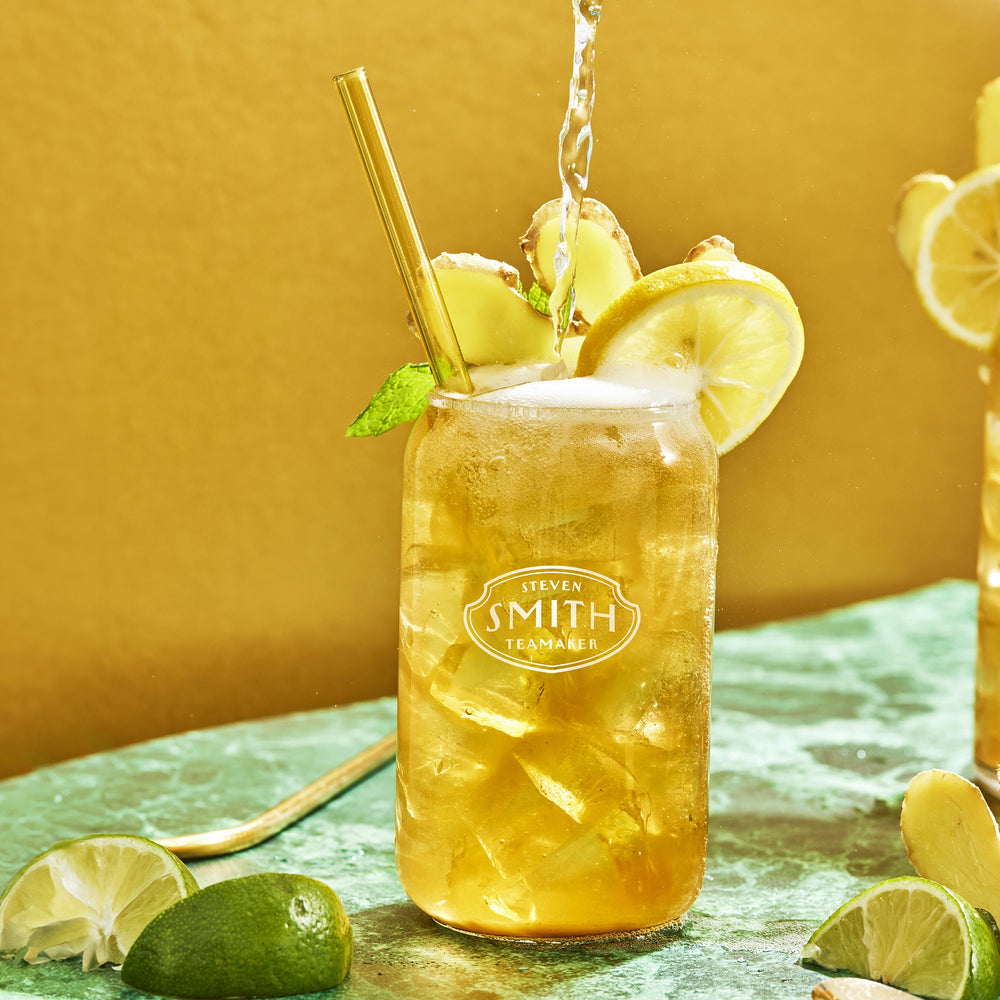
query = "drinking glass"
(395, 385, 718, 940)
(976, 363, 1000, 794)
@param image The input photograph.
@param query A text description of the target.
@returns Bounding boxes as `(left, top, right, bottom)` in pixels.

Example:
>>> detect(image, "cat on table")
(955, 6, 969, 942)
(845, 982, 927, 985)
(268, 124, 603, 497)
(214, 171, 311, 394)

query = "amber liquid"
(396, 390, 718, 939)
(976, 362, 1000, 794)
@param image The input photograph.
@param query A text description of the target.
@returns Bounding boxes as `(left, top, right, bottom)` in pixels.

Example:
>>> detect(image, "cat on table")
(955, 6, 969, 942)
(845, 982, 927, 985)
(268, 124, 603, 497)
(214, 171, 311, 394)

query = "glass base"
(975, 760, 1000, 801)
(431, 914, 687, 948)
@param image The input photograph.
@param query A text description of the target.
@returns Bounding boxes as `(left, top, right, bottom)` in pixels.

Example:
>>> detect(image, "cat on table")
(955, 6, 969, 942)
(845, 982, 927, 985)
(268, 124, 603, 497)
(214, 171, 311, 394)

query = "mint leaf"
(559, 292, 573, 330)
(346, 363, 434, 437)
(526, 282, 551, 315)
(525, 282, 573, 329)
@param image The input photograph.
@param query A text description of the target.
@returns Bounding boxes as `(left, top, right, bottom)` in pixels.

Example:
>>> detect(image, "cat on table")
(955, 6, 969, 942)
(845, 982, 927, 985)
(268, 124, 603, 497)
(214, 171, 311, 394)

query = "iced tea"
(396, 377, 718, 939)
(976, 363, 1000, 793)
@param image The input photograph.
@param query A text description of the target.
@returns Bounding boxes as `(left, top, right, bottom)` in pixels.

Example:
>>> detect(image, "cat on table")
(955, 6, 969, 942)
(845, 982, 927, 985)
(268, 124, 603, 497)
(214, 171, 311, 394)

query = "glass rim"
(428, 385, 700, 420)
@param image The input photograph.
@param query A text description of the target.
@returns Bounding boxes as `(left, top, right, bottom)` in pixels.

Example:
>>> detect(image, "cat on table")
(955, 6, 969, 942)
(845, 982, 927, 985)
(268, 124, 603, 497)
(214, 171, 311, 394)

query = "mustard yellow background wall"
(2, 0, 999, 778)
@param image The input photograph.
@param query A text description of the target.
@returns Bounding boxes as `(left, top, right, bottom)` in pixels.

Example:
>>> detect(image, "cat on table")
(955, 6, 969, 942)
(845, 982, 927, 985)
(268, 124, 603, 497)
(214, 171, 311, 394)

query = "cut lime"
(0, 833, 198, 970)
(574, 258, 804, 454)
(801, 876, 1000, 1000)
(121, 872, 352, 999)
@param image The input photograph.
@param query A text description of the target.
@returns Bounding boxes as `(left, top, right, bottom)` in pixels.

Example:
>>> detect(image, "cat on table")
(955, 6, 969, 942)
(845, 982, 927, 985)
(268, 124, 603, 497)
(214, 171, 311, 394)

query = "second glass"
(976, 361, 1000, 795)
(395, 384, 719, 940)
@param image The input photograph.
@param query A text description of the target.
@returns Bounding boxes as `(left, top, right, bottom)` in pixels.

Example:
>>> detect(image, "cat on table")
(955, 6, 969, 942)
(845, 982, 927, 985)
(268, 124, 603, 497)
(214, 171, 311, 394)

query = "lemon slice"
(0, 833, 198, 970)
(976, 76, 1000, 169)
(574, 259, 804, 454)
(801, 876, 1000, 1000)
(913, 164, 1000, 351)
(894, 173, 955, 271)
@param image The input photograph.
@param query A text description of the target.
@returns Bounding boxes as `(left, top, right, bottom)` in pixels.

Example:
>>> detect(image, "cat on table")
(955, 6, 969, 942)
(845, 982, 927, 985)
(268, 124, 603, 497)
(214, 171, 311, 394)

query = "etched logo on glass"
(463, 565, 641, 672)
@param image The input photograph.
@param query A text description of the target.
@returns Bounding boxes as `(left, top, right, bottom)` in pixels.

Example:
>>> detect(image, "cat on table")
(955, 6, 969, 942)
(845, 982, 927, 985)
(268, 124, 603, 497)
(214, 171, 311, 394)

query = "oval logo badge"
(463, 565, 641, 673)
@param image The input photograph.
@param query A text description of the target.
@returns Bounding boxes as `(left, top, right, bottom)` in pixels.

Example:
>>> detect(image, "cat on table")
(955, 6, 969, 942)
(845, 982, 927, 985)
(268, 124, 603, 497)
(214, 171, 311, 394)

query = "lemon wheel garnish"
(574, 259, 804, 454)
(914, 164, 1000, 351)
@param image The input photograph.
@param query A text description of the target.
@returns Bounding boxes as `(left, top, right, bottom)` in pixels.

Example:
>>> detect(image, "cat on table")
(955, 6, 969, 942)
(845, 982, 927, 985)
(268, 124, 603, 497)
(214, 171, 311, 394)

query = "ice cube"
(482, 880, 536, 926)
(551, 629, 708, 740)
(429, 644, 546, 738)
(400, 605, 463, 682)
(515, 734, 649, 827)
(473, 781, 579, 880)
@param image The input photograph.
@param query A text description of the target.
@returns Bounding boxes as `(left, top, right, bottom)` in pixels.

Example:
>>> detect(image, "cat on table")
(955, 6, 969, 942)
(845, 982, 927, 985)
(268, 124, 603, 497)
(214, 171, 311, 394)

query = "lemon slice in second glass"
(574, 259, 803, 454)
(914, 163, 1000, 351)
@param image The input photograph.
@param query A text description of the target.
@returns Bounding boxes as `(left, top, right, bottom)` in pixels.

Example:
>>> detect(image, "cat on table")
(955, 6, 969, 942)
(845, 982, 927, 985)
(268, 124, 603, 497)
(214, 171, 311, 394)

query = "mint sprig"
(346, 363, 435, 438)
(349, 280, 571, 438)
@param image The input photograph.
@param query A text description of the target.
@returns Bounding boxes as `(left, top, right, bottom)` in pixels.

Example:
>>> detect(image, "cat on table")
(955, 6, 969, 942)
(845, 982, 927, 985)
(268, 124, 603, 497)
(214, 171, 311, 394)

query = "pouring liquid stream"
(550, 0, 602, 352)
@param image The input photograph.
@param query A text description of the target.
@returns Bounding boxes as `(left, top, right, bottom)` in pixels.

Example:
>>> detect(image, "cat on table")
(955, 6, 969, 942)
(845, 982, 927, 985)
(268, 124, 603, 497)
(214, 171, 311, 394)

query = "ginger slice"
(900, 768, 1000, 921)
(683, 235, 739, 263)
(518, 198, 641, 326)
(813, 979, 916, 1000)
(412, 252, 558, 367)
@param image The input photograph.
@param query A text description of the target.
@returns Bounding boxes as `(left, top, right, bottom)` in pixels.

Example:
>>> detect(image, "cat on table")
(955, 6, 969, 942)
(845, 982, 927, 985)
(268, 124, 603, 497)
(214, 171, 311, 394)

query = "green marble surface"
(0, 580, 978, 1000)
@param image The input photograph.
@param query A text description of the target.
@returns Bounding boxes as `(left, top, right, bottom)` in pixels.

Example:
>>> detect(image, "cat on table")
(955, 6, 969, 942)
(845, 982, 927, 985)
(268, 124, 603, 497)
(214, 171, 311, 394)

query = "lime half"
(121, 872, 352, 998)
(0, 833, 198, 970)
(801, 876, 1000, 1000)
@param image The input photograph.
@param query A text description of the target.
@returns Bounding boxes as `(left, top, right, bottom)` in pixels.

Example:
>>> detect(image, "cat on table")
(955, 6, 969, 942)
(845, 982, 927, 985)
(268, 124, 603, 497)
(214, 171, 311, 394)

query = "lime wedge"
(801, 876, 1000, 1000)
(0, 833, 198, 970)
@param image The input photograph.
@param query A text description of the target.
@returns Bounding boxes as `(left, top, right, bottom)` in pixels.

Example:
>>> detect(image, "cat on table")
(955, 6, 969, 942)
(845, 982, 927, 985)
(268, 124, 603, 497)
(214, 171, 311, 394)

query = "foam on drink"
(477, 366, 699, 411)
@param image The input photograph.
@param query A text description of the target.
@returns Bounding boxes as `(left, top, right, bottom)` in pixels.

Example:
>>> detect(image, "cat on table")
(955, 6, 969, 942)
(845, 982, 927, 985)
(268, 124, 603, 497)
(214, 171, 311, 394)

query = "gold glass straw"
(335, 67, 473, 394)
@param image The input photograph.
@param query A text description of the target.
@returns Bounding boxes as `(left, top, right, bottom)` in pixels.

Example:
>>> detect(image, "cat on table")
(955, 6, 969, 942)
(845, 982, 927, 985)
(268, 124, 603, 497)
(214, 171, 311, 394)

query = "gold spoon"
(155, 730, 397, 859)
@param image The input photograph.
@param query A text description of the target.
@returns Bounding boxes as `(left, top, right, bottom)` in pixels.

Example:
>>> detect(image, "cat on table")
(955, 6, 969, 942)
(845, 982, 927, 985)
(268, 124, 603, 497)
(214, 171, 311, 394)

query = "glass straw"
(335, 67, 473, 394)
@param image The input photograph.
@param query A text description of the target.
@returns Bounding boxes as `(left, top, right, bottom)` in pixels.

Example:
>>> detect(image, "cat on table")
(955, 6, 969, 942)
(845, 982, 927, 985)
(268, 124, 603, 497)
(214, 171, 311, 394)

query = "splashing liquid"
(550, 1, 602, 349)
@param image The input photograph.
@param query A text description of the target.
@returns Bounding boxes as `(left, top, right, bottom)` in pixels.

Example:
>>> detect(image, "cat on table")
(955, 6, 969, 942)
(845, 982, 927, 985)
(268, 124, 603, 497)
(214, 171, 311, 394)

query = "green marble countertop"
(0, 580, 978, 1000)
